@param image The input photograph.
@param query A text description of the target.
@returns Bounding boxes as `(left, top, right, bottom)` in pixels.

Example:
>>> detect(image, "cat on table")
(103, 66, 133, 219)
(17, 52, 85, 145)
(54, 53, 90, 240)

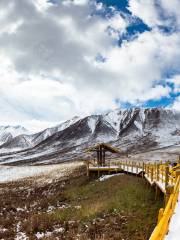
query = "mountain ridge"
(0, 107, 179, 165)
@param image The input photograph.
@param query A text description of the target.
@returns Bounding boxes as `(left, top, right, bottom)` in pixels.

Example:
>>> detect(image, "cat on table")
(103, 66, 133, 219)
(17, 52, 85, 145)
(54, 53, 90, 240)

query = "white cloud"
(72, 0, 89, 6)
(167, 75, 180, 93)
(0, 0, 179, 130)
(134, 85, 171, 103)
(172, 96, 180, 111)
(128, 0, 162, 28)
(128, 0, 180, 29)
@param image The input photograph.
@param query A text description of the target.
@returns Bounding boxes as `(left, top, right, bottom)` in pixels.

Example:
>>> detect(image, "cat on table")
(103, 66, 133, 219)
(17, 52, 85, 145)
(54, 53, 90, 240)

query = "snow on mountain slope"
(0, 116, 80, 151)
(0, 134, 35, 152)
(0, 108, 179, 165)
(88, 116, 98, 133)
(30, 116, 81, 147)
(0, 126, 29, 146)
(103, 109, 121, 133)
(57, 116, 80, 132)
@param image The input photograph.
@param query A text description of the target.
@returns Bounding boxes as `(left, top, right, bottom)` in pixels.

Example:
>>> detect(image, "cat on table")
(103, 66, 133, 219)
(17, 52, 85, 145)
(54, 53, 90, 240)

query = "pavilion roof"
(87, 143, 120, 154)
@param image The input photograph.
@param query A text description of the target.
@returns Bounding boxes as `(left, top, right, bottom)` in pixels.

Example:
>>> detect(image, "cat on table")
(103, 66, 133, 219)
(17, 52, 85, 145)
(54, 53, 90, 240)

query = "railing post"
(157, 164, 160, 182)
(151, 167, 153, 182)
(157, 208, 164, 224)
(176, 170, 180, 178)
(147, 165, 149, 178)
(161, 166, 164, 183)
(165, 185, 174, 206)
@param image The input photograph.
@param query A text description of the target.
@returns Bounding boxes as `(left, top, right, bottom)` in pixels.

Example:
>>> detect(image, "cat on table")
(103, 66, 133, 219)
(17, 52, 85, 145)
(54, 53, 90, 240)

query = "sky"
(0, 0, 180, 132)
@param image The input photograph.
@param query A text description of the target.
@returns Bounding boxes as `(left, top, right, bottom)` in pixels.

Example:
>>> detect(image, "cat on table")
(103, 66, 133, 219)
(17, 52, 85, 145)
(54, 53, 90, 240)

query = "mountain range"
(0, 108, 179, 165)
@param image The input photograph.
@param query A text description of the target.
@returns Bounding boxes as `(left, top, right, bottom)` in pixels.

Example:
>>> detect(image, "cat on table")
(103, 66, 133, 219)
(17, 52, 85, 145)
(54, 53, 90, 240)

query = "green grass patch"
(52, 174, 163, 238)
(20, 174, 163, 239)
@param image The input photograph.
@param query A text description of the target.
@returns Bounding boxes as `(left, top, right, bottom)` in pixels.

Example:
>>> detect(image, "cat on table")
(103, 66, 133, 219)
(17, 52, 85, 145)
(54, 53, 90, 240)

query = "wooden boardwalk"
(86, 159, 180, 240)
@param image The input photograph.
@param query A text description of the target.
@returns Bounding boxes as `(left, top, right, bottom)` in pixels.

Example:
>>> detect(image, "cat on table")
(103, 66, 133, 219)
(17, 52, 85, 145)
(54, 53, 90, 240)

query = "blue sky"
(98, 0, 180, 108)
(0, 0, 179, 131)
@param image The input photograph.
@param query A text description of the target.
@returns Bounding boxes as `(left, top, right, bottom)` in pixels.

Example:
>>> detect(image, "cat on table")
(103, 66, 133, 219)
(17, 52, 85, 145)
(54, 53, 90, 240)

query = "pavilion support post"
(97, 150, 100, 166)
(99, 146, 102, 166)
(86, 160, 89, 177)
(102, 149, 105, 166)
(87, 143, 120, 169)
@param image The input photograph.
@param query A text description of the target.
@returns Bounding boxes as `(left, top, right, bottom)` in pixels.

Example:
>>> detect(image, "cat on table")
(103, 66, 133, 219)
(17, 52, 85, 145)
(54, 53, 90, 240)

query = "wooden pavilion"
(87, 143, 120, 166)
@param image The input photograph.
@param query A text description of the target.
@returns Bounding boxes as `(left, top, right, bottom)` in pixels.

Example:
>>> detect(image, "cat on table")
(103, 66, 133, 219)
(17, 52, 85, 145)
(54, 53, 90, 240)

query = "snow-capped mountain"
(0, 108, 179, 165)
(0, 126, 29, 146)
(0, 116, 80, 151)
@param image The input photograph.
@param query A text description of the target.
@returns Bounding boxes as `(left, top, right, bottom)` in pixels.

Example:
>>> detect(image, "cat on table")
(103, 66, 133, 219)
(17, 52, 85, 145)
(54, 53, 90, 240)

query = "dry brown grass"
(23, 214, 56, 234)
(0, 165, 163, 240)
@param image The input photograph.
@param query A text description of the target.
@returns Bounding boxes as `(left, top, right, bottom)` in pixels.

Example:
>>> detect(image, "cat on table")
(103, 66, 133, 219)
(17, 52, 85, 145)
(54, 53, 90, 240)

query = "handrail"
(150, 175, 180, 240)
(87, 159, 180, 239)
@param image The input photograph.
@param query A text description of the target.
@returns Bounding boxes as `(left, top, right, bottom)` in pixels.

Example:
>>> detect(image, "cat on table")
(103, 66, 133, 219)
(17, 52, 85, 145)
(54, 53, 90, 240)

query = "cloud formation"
(0, 0, 180, 130)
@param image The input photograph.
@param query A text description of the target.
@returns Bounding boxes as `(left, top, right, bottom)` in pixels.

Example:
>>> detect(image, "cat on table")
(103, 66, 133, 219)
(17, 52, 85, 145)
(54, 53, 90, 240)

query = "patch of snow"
(0, 125, 30, 147)
(54, 227, 65, 233)
(0, 126, 29, 138)
(139, 109, 146, 122)
(0, 162, 83, 183)
(17, 208, 25, 212)
(88, 117, 97, 133)
(104, 109, 121, 133)
(57, 116, 80, 132)
(47, 205, 56, 212)
(36, 231, 52, 239)
(75, 205, 81, 209)
(0, 148, 57, 164)
(134, 120, 143, 132)
(0, 228, 7, 233)
(15, 222, 29, 240)
(15, 232, 29, 240)
(98, 173, 124, 181)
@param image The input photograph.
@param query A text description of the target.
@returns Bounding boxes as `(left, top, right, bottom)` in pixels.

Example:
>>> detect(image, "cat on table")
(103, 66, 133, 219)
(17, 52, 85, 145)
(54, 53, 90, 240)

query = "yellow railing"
(122, 161, 180, 240)
(118, 161, 180, 239)
(87, 159, 180, 239)
(150, 175, 180, 240)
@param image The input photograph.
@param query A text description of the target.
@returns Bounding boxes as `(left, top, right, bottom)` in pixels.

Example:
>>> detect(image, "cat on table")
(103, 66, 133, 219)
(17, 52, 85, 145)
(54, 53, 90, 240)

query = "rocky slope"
(0, 108, 179, 165)
(0, 126, 29, 146)
(0, 116, 80, 151)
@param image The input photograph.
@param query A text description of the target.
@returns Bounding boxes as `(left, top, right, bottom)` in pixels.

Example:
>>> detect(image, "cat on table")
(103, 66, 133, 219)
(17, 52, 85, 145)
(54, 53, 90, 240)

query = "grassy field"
(0, 167, 163, 240)
(51, 174, 163, 240)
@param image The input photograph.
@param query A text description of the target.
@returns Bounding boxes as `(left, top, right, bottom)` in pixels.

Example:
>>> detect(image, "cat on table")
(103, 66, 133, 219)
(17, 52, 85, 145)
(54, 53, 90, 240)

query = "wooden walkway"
(87, 160, 178, 193)
(86, 159, 180, 240)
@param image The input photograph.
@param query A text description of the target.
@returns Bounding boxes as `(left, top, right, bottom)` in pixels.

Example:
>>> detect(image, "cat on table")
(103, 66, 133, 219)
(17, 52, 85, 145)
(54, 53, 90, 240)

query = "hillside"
(0, 108, 179, 165)
(0, 126, 29, 146)
(0, 163, 162, 240)
(0, 116, 80, 151)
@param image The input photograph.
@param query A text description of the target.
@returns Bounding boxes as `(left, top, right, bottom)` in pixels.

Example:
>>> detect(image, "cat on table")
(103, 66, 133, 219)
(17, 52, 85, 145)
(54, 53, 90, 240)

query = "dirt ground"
(0, 162, 163, 240)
